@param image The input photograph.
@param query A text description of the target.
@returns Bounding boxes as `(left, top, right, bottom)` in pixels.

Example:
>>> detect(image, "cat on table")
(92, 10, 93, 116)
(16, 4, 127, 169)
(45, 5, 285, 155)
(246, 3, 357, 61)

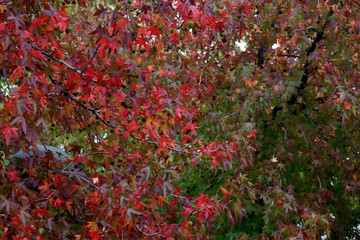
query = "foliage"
(0, 0, 359, 239)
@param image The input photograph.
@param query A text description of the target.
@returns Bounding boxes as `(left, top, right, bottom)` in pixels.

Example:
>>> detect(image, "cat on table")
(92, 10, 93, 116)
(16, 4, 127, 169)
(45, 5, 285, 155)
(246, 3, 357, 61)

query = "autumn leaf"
(87, 231, 100, 240)
(244, 2, 254, 17)
(2, 124, 19, 145)
(8, 171, 22, 182)
(220, 186, 232, 198)
(38, 181, 51, 192)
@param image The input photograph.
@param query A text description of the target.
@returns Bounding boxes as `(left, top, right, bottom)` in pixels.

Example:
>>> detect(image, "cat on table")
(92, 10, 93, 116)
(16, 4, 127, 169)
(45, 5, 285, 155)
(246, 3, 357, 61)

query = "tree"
(0, 0, 359, 239)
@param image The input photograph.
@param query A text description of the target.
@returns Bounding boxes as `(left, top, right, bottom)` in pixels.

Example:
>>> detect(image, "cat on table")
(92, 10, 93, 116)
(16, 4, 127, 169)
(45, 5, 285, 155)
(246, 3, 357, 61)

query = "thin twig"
(33, 45, 84, 75)
(294, 26, 319, 33)
(219, 111, 239, 121)
(81, 45, 100, 74)
(136, 224, 160, 238)
(82, 152, 124, 157)
(32, 193, 54, 203)
(264, 168, 277, 186)
(279, 54, 301, 59)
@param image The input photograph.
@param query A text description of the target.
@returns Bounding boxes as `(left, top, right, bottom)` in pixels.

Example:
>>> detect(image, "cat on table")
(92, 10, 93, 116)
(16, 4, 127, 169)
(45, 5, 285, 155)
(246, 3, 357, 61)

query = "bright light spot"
(235, 39, 247, 51)
(272, 42, 280, 49)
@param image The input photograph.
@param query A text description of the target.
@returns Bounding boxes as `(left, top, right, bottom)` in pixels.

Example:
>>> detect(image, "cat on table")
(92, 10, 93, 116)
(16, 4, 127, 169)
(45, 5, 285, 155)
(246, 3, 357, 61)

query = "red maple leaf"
(169, 32, 179, 43)
(188, 5, 200, 19)
(8, 171, 22, 182)
(38, 181, 50, 192)
(87, 231, 100, 240)
(2, 124, 19, 145)
(244, 2, 254, 17)
(134, 36, 148, 50)
(148, 25, 162, 37)
(195, 193, 211, 209)
(52, 197, 65, 210)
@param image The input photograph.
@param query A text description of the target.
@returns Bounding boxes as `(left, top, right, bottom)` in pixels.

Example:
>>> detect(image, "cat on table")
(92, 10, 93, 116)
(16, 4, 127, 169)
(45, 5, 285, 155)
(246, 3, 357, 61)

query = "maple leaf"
(244, 2, 254, 17)
(190, 158, 198, 167)
(64, 201, 73, 212)
(134, 36, 148, 50)
(245, 79, 258, 88)
(195, 193, 211, 209)
(52, 198, 65, 210)
(38, 181, 50, 192)
(8, 171, 22, 182)
(158, 69, 166, 77)
(246, 130, 256, 139)
(2, 124, 19, 145)
(169, 32, 179, 43)
(87, 231, 100, 240)
(126, 208, 142, 224)
(188, 5, 200, 19)
(126, 121, 141, 132)
(220, 186, 232, 199)
(108, 39, 121, 52)
(34, 208, 50, 218)
(185, 122, 199, 136)
(148, 25, 162, 37)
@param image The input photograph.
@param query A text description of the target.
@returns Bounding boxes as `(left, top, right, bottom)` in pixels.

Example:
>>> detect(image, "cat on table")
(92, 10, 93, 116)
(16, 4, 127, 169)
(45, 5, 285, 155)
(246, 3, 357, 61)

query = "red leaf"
(244, 2, 254, 17)
(38, 181, 50, 192)
(8, 171, 21, 182)
(134, 36, 148, 50)
(2, 124, 19, 145)
(220, 186, 232, 197)
(87, 231, 100, 240)
(188, 5, 200, 19)
(52, 198, 65, 210)
(126, 121, 141, 132)
(74, 155, 85, 165)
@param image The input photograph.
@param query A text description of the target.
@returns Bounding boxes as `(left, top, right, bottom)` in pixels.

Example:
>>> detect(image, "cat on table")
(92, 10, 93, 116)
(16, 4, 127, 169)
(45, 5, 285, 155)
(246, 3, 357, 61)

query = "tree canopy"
(0, 0, 360, 239)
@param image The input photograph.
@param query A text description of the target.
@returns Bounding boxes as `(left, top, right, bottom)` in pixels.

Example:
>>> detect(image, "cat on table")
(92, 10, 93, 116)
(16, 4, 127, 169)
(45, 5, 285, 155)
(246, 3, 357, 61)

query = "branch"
(33, 45, 84, 75)
(80, 45, 100, 74)
(219, 111, 239, 122)
(257, 45, 266, 68)
(292, 7, 334, 98)
(272, 7, 334, 117)
(294, 26, 319, 33)
(279, 54, 301, 59)
(82, 151, 124, 157)
(32, 193, 54, 203)
(136, 224, 160, 238)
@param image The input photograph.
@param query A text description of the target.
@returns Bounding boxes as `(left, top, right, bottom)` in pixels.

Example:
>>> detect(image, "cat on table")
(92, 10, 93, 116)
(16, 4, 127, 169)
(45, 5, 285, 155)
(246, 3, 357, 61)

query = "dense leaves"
(0, 0, 359, 239)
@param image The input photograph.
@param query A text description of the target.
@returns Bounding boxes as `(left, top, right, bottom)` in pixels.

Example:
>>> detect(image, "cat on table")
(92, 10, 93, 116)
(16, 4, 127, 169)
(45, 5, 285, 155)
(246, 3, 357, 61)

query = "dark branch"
(272, 7, 334, 116)
(257, 45, 266, 68)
